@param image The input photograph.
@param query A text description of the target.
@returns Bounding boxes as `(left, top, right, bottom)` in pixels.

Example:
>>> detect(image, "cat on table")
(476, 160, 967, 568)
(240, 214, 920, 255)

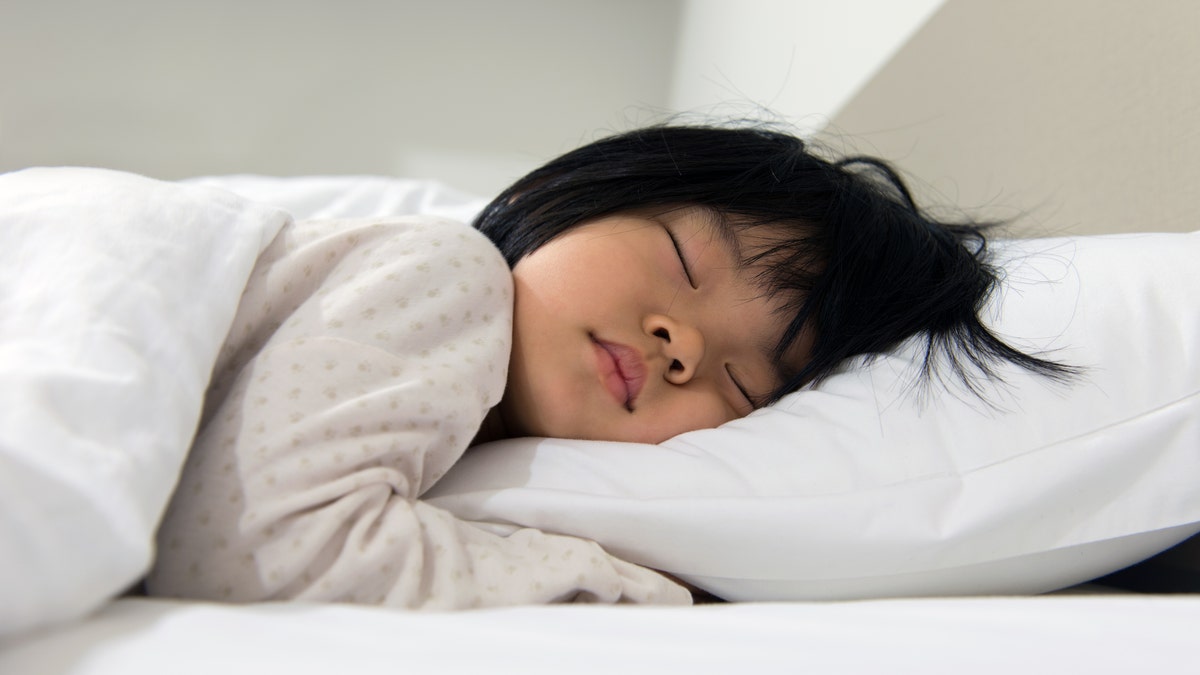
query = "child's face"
(493, 206, 811, 444)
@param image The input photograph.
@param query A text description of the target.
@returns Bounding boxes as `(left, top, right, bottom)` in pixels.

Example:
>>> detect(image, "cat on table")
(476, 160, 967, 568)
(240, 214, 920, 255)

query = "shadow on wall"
(827, 0, 1200, 236)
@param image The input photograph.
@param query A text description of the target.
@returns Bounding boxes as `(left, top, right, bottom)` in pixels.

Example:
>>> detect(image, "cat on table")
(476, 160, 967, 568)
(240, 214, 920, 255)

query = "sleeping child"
(146, 124, 1071, 607)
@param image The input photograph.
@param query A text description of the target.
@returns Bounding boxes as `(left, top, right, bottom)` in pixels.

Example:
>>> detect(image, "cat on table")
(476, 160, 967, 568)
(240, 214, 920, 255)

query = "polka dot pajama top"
(147, 216, 688, 608)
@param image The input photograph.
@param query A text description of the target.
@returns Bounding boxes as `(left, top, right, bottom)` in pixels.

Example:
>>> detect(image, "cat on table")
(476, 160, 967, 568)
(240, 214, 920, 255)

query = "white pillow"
(0, 167, 288, 635)
(428, 231, 1200, 600)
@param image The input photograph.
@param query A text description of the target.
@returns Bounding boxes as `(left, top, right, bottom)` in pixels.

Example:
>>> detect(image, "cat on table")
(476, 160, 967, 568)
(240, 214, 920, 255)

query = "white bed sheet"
(2, 594, 1197, 674)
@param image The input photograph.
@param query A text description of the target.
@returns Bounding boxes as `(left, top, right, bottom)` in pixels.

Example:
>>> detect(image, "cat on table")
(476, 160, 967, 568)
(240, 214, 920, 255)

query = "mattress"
(4, 593, 1198, 674)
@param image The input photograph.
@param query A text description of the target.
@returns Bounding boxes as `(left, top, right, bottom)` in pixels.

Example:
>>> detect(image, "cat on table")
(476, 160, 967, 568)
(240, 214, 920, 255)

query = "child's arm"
(147, 216, 688, 608)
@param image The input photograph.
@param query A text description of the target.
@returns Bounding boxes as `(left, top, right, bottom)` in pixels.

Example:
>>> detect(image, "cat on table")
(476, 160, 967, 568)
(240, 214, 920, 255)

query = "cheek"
(635, 395, 736, 444)
(500, 347, 580, 439)
(517, 235, 659, 297)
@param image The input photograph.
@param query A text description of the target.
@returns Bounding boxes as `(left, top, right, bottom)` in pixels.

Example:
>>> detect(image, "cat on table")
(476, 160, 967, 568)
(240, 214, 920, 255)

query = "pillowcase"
(427, 231, 1200, 600)
(0, 167, 288, 636)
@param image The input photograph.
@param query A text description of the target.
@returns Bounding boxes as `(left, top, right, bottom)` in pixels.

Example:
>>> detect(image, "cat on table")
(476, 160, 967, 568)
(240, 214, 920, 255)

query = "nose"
(644, 314, 705, 384)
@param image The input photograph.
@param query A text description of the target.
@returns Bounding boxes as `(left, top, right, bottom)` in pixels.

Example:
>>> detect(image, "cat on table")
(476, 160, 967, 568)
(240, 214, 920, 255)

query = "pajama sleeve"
(147, 216, 690, 608)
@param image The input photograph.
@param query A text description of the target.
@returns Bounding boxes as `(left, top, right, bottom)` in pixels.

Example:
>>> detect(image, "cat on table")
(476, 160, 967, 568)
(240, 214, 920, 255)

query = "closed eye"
(726, 365, 757, 412)
(663, 227, 697, 289)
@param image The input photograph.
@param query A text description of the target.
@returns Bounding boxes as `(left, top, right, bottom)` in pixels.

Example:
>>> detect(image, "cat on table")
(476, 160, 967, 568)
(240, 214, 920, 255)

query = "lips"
(592, 337, 647, 411)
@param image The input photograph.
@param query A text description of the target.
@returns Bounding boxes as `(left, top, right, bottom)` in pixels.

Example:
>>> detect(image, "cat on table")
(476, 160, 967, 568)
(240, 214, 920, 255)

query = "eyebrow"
(646, 205, 744, 265)
(696, 207, 744, 268)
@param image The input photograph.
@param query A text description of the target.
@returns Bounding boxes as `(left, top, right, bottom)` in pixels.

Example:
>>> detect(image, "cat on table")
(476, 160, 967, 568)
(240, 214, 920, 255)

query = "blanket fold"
(0, 167, 289, 636)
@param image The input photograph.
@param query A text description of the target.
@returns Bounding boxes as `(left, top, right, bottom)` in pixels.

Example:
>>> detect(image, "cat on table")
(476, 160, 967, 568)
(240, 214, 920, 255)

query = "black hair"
(473, 123, 1075, 404)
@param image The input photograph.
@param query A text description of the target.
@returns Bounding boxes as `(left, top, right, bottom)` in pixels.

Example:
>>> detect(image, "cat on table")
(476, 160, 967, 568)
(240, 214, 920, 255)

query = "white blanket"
(0, 167, 289, 636)
(0, 168, 685, 638)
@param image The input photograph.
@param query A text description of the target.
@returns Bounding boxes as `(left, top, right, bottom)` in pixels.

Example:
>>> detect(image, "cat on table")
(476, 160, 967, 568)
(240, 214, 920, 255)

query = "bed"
(4, 2, 1200, 669)
(4, 595, 1199, 674)
(2, 168, 1197, 673)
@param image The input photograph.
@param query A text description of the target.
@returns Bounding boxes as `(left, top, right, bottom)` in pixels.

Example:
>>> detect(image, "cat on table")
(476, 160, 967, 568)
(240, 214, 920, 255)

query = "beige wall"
(0, 0, 681, 197)
(17, 0, 1178, 228)
(670, 0, 943, 135)
(828, 0, 1200, 236)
